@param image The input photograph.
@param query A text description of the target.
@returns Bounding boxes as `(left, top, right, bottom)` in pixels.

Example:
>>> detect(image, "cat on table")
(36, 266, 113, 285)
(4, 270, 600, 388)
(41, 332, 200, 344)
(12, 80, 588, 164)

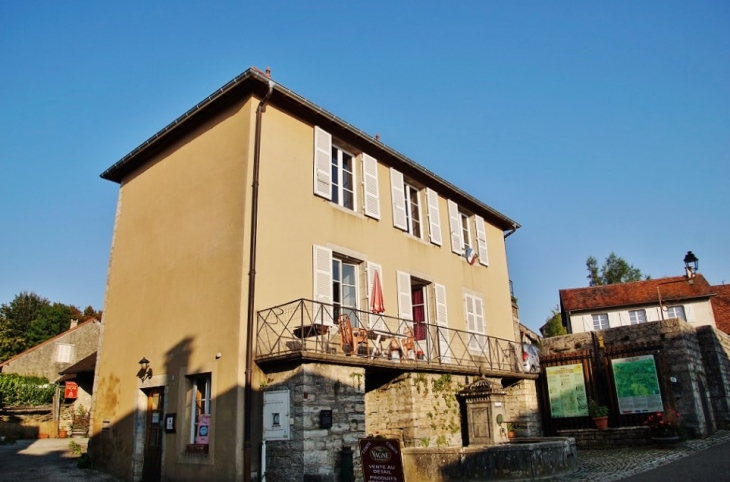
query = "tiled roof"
(711, 284, 730, 335)
(560, 275, 714, 313)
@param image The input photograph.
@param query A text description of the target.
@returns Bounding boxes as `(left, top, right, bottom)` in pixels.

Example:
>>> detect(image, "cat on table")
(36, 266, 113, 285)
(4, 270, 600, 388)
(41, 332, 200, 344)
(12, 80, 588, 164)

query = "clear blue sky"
(1, 2, 728, 332)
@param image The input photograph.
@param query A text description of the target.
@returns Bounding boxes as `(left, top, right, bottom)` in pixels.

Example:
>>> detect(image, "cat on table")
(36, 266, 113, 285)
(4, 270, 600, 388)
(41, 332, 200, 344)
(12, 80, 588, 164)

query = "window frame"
(188, 373, 212, 445)
(57, 343, 73, 363)
(332, 257, 359, 325)
(592, 313, 609, 330)
(331, 144, 356, 211)
(464, 293, 486, 354)
(459, 211, 472, 251)
(628, 309, 646, 325)
(404, 182, 422, 238)
(665, 305, 686, 321)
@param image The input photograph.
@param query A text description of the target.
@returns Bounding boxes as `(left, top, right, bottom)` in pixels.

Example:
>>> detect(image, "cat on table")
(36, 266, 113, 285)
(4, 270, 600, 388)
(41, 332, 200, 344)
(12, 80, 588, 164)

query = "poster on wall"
(546, 364, 589, 418)
(611, 355, 664, 414)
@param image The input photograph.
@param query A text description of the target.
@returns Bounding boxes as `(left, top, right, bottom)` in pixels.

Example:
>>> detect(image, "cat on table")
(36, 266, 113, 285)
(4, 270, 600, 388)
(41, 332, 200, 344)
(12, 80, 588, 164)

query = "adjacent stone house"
(92, 67, 538, 482)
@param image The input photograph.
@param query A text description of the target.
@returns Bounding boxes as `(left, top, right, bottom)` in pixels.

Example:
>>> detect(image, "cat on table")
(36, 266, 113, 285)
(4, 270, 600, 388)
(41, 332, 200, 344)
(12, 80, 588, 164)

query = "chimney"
(70, 319, 79, 330)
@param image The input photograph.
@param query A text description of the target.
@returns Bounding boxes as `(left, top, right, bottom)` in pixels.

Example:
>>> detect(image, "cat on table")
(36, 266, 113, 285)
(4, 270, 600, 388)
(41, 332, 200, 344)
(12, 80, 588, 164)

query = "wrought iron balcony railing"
(256, 299, 524, 374)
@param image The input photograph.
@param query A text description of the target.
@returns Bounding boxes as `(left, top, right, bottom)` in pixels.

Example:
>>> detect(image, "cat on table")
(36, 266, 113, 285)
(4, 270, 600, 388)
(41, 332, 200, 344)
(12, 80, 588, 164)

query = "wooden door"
(142, 387, 164, 481)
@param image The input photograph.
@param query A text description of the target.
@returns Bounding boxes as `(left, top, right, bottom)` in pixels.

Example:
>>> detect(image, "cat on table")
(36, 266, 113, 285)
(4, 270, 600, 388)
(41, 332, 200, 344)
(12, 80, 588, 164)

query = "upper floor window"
(405, 183, 422, 238)
(57, 343, 73, 363)
(464, 293, 487, 353)
(331, 145, 355, 210)
(592, 313, 609, 330)
(459, 211, 472, 251)
(629, 309, 646, 325)
(665, 306, 686, 321)
(447, 200, 489, 266)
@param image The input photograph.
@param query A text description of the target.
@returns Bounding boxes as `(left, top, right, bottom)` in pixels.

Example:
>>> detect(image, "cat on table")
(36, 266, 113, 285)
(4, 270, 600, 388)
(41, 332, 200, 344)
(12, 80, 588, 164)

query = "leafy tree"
(586, 252, 649, 286)
(542, 305, 567, 338)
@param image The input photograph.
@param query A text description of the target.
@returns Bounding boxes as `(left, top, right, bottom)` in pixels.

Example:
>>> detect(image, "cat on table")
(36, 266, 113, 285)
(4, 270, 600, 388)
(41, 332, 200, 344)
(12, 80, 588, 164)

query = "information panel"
(611, 355, 664, 414)
(359, 438, 405, 482)
(546, 364, 588, 418)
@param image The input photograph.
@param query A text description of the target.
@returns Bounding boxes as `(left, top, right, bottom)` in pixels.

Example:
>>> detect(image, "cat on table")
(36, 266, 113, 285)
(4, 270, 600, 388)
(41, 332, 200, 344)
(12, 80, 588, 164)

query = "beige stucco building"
(92, 68, 536, 482)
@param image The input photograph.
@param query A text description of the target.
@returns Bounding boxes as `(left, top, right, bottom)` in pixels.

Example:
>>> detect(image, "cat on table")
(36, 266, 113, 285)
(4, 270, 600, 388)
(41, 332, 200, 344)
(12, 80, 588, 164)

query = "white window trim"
(361, 153, 381, 219)
(629, 309, 646, 325)
(404, 182, 422, 238)
(592, 313, 609, 330)
(332, 145, 357, 211)
(425, 188, 443, 246)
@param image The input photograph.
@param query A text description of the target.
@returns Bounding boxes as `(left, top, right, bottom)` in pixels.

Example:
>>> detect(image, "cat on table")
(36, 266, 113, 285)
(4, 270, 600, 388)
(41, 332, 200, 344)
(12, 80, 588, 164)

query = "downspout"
(243, 78, 275, 482)
(503, 223, 518, 239)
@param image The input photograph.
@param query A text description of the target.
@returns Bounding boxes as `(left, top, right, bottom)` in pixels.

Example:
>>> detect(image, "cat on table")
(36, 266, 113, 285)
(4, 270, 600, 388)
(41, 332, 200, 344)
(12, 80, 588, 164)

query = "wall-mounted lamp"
(138, 357, 152, 380)
(683, 251, 699, 280)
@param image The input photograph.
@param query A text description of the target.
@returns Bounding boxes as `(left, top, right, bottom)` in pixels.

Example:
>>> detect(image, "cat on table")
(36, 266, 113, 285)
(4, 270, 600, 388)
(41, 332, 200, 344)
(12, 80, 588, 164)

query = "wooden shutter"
(434, 283, 451, 363)
(366, 262, 386, 330)
(426, 188, 442, 246)
(396, 271, 413, 321)
(313, 127, 332, 199)
(362, 154, 381, 219)
(390, 168, 407, 230)
(474, 215, 489, 266)
(312, 245, 334, 325)
(447, 200, 462, 255)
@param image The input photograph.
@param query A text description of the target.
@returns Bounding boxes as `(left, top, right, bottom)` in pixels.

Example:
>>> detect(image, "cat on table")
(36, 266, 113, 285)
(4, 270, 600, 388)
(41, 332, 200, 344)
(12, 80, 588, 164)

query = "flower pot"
(592, 416, 609, 430)
(652, 435, 681, 447)
(71, 429, 88, 438)
(38, 434, 49, 439)
(58, 430, 68, 439)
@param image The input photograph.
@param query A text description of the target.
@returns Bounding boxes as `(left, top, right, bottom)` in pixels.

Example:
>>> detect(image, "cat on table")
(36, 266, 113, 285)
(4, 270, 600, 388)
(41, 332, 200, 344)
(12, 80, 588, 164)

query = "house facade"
(559, 275, 717, 334)
(92, 68, 534, 482)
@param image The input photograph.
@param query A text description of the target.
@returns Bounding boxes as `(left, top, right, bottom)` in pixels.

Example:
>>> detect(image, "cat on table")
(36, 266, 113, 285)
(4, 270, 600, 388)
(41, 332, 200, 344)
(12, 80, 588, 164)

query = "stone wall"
(264, 363, 366, 482)
(556, 427, 649, 450)
(696, 326, 730, 429)
(366, 373, 467, 449)
(541, 319, 714, 438)
(503, 380, 542, 437)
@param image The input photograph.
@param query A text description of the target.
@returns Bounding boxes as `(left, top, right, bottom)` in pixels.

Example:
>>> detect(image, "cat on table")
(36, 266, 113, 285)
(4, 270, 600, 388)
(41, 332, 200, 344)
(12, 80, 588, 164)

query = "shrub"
(0, 374, 56, 406)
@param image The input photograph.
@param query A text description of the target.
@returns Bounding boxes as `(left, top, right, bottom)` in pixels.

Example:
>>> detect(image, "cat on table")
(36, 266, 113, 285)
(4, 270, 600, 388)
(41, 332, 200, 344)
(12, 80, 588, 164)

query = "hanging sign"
(546, 364, 588, 418)
(612, 355, 664, 414)
(195, 414, 210, 444)
(64, 381, 79, 399)
(359, 438, 405, 482)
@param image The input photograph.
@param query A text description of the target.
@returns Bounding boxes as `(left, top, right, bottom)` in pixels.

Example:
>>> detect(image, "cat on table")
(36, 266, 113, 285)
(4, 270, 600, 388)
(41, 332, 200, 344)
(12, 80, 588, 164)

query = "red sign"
(359, 438, 405, 482)
(64, 381, 78, 399)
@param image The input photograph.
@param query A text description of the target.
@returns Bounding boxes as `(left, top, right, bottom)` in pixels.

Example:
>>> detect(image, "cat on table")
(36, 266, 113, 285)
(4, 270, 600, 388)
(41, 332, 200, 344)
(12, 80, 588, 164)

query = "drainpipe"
(243, 77, 275, 482)
(503, 223, 518, 239)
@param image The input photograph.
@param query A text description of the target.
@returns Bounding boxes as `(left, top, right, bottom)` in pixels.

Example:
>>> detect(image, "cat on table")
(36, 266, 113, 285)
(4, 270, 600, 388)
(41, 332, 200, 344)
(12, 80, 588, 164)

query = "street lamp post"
(657, 251, 699, 321)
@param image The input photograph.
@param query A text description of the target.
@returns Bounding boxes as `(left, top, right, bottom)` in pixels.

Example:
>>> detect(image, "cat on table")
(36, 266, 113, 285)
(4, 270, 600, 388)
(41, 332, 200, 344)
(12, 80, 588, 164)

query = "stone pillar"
(459, 378, 506, 446)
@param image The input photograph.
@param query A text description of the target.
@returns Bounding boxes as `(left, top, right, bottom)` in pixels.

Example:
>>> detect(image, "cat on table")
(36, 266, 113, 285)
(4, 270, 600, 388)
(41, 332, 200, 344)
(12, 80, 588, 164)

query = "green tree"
(586, 252, 649, 286)
(542, 305, 567, 338)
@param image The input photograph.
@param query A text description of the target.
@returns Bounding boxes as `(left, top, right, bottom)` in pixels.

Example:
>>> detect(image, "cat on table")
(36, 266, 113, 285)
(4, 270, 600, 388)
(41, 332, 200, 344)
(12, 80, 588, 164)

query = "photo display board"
(546, 364, 589, 418)
(611, 355, 664, 414)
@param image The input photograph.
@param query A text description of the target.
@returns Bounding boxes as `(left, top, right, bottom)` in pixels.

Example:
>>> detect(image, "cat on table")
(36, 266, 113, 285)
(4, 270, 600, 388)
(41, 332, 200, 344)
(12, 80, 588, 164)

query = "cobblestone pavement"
(547, 430, 730, 481)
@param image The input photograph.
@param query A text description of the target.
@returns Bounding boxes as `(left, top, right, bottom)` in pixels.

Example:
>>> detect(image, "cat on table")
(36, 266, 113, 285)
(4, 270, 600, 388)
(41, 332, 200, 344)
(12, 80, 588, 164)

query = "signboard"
(195, 413, 210, 444)
(546, 364, 588, 418)
(359, 438, 405, 482)
(64, 381, 78, 399)
(612, 355, 664, 414)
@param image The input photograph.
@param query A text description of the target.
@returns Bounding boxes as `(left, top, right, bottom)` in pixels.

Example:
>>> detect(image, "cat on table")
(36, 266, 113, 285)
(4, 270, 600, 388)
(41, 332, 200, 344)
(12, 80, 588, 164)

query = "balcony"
(256, 299, 530, 378)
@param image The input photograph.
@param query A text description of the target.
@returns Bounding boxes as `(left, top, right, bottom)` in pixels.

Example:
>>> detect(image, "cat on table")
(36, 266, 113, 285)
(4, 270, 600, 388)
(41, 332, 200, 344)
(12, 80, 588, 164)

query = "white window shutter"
(447, 200, 462, 255)
(474, 215, 489, 266)
(362, 154, 381, 220)
(390, 168, 407, 230)
(473, 295, 487, 353)
(313, 127, 332, 199)
(434, 283, 451, 363)
(426, 188, 442, 246)
(366, 262, 386, 330)
(396, 271, 413, 321)
(312, 245, 334, 325)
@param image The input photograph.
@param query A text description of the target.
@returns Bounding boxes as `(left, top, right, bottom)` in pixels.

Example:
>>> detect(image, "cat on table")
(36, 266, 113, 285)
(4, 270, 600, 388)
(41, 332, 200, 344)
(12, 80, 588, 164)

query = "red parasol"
(370, 270, 385, 314)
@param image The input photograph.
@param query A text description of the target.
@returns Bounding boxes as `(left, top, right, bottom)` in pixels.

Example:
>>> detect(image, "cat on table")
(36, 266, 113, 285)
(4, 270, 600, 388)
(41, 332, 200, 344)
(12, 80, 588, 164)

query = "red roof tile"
(560, 274, 714, 313)
(711, 284, 730, 335)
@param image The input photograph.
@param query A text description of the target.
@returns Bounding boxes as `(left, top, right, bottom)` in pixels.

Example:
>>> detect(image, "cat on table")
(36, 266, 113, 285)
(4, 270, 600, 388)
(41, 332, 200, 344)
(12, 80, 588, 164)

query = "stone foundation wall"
(264, 363, 366, 482)
(366, 373, 467, 448)
(556, 427, 649, 449)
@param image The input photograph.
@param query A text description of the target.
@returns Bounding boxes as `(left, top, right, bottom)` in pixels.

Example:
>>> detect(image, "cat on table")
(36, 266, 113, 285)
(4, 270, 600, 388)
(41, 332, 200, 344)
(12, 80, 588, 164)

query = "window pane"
(342, 264, 355, 285)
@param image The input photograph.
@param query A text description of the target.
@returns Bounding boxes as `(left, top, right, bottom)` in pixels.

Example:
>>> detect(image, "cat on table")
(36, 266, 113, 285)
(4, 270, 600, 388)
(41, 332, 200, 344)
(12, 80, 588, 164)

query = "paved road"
(0, 438, 120, 481)
(620, 440, 730, 482)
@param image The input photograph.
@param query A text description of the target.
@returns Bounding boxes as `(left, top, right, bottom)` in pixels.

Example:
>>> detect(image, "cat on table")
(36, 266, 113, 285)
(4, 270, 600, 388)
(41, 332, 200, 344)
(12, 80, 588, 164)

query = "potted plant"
(70, 405, 90, 438)
(506, 423, 517, 439)
(588, 399, 609, 430)
(645, 409, 683, 445)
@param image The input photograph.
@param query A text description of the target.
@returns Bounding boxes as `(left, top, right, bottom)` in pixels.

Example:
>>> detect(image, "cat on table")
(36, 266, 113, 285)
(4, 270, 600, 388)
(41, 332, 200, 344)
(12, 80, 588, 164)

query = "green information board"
(611, 355, 664, 414)
(546, 364, 588, 418)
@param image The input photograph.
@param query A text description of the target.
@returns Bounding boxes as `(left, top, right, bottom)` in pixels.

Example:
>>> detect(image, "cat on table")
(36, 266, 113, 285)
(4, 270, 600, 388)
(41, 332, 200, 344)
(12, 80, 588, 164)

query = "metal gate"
(538, 339, 669, 435)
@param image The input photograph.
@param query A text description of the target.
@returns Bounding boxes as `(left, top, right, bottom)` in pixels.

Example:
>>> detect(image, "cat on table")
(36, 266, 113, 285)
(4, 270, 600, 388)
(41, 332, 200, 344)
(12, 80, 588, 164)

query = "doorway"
(142, 387, 165, 481)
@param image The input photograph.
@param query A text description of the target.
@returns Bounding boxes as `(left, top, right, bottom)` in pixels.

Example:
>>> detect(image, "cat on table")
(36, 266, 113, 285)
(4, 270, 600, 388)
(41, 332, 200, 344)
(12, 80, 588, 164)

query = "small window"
(404, 183, 422, 238)
(331, 145, 355, 210)
(57, 344, 73, 363)
(629, 310, 646, 325)
(592, 313, 609, 330)
(189, 374, 211, 445)
(665, 306, 686, 321)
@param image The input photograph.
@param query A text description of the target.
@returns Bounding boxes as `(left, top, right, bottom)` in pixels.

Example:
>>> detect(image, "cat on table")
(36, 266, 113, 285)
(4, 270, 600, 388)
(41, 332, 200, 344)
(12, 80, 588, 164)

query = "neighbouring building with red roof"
(558, 274, 719, 334)
(710, 284, 730, 335)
